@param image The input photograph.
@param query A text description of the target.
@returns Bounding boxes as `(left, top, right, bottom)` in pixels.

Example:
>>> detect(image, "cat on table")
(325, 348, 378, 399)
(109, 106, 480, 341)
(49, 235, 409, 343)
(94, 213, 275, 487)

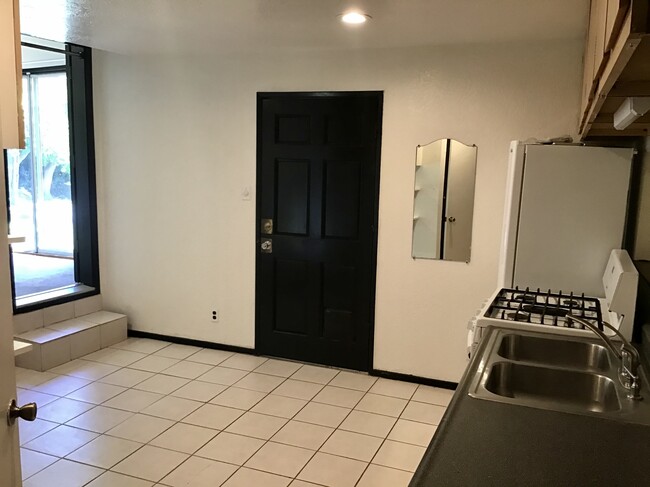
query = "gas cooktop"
(487, 287, 603, 331)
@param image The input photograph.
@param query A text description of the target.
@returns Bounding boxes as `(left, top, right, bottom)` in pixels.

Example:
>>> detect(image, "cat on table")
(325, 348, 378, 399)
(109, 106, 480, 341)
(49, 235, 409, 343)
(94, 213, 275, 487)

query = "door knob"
(447, 216, 456, 223)
(261, 239, 273, 254)
(7, 399, 37, 426)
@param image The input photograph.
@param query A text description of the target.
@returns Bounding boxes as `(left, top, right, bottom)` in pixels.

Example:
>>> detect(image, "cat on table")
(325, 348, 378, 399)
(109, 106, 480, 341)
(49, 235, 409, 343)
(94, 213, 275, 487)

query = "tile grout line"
(19, 449, 59, 481)
(114, 357, 303, 484)
(151, 358, 315, 487)
(351, 382, 422, 485)
(165, 352, 345, 484)
(290, 372, 377, 484)
(26, 381, 436, 455)
(26, 372, 433, 445)
(347, 383, 415, 486)
(18, 340, 443, 486)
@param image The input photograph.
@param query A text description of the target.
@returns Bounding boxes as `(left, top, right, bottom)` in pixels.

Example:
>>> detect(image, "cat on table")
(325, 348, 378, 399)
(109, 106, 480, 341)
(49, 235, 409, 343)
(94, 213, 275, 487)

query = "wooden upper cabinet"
(0, 0, 23, 149)
(606, 0, 632, 49)
(581, 1, 605, 117)
(593, 0, 609, 80)
(580, 0, 650, 138)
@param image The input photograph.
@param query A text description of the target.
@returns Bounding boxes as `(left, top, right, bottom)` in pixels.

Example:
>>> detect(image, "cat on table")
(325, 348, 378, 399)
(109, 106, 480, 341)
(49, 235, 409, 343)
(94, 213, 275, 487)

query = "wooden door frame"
(254, 91, 383, 372)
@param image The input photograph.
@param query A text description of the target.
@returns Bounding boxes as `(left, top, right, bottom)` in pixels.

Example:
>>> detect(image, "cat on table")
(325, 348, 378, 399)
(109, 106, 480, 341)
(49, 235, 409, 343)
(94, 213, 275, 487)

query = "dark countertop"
(410, 328, 650, 487)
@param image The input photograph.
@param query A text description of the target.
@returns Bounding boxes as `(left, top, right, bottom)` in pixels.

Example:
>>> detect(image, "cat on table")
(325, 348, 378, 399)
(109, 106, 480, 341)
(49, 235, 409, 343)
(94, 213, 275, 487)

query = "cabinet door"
(593, 0, 609, 77)
(605, 0, 630, 51)
(0, 0, 23, 149)
(580, 0, 618, 119)
(443, 140, 476, 263)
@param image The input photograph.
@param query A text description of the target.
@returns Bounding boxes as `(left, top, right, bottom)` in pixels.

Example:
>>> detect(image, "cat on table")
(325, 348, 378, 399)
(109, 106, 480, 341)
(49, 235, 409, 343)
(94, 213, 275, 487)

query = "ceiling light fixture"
(341, 12, 370, 24)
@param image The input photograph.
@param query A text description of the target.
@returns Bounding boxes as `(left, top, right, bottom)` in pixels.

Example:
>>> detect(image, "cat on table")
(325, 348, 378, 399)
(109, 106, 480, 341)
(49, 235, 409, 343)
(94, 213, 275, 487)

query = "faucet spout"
(566, 314, 642, 401)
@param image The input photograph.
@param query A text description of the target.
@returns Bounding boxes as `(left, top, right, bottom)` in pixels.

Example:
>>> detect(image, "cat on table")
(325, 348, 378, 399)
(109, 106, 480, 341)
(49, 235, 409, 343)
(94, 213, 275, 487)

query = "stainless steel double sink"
(469, 327, 650, 425)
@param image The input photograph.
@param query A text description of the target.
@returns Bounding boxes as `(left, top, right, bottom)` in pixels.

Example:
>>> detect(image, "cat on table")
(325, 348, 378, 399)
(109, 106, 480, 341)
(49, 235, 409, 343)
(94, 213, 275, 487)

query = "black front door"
(256, 92, 382, 371)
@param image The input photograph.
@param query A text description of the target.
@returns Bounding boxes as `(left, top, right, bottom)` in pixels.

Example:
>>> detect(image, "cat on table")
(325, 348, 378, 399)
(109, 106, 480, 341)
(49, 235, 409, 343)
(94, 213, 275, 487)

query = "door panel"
(324, 161, 361, 239)
(276, 160, 310, 235)
(322, 263, 357, 341)
(276, 115, 311, 144)
(274, 258, 310, 334)
(256, 93, 382, 371)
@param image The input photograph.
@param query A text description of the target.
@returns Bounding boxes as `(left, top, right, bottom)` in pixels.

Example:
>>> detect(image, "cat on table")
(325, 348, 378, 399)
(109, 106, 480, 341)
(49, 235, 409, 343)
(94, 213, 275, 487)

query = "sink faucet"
(566, 314, 642, 401)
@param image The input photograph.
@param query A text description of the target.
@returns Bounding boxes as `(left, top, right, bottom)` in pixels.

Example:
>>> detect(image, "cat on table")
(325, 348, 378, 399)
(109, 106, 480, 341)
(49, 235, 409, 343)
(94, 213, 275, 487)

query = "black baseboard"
(128, 329, 257, 356)
(370, 369, 458, 391)
(128, 329, 458, 390)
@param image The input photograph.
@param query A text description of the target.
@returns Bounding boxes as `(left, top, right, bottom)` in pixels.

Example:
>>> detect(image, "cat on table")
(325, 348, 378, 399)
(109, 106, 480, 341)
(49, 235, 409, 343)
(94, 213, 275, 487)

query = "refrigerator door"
(511, 144, 632, 296)
(498, 141, 527, 287)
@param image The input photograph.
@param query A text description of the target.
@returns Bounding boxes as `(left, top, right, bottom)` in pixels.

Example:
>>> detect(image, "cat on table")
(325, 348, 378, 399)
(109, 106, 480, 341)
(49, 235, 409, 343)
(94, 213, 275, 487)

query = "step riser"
(15, 314, 127, 372)
(13, 295, 104, 335)
(101, 319, 128, 348)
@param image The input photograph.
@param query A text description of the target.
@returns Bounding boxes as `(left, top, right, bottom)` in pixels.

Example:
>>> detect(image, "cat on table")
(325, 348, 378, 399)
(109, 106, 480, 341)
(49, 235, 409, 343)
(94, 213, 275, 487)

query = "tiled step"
(15, 311, 127, 371)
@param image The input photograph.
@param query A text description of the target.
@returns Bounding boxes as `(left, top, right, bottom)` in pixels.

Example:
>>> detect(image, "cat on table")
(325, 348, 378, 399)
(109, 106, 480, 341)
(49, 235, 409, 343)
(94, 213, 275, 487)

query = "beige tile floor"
(15, 338, 453, 487)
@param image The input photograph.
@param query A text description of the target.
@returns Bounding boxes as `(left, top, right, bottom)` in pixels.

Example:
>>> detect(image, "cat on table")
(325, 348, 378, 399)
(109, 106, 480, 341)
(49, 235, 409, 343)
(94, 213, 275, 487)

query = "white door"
(1, 0, 24, 478)
(2, 0, 30, 481)
(0, 149, 22, 485)
(0, 151, 22, 487)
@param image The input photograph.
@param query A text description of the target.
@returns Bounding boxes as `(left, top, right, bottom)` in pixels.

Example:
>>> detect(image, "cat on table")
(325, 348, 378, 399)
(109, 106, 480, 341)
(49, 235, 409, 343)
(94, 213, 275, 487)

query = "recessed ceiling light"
(341, 12, 370, 24)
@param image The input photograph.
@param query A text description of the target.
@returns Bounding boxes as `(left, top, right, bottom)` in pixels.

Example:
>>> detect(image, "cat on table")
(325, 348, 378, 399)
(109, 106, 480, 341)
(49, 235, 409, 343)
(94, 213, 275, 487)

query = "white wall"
(94, 40, 582, 382)
(634, 137, 650, 260)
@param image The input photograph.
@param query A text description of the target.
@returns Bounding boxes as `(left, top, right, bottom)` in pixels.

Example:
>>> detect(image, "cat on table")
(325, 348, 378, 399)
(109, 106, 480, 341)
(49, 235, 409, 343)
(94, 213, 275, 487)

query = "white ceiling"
(20, 0, 590, 55)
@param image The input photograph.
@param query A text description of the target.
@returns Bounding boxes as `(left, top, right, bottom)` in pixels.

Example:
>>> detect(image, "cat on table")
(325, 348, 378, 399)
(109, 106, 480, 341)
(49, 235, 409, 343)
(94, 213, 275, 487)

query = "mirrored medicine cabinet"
(412, 138, 477, 262)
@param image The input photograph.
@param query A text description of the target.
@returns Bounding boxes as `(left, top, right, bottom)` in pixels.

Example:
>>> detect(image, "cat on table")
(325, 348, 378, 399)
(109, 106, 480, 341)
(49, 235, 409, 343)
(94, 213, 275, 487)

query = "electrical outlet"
(211, 310, 219, 322)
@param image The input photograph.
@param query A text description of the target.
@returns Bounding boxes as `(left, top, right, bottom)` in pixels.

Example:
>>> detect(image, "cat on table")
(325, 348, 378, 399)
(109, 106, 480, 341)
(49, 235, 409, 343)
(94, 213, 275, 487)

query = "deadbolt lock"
(261, 219, 273, 235)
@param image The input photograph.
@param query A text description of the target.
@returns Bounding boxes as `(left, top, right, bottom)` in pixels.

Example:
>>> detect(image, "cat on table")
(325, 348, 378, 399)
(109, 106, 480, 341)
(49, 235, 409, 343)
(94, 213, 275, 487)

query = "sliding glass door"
(7, 71, 73, 257)
(5, 69, 75, 297)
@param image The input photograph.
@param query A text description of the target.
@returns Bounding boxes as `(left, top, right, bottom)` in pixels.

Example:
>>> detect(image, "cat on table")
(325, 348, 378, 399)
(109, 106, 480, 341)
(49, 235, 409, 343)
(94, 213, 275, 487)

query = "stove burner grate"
(512, 294, 536, 304)
(505, 311, 531, 321)
(489, 287, 603, 331)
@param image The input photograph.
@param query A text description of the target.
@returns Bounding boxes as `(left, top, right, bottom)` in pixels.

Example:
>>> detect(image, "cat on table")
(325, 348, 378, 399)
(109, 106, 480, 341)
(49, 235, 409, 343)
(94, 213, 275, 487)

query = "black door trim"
(255, 91, 383, 371)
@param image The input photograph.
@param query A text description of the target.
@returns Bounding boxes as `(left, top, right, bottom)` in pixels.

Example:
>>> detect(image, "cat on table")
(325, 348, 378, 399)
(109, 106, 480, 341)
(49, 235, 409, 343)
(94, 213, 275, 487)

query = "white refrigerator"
(498, 142, 633, 297)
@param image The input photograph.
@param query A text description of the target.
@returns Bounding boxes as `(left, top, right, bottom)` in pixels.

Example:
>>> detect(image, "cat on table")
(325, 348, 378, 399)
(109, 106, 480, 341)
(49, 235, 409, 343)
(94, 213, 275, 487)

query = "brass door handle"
(7, 399, 37, 426)
(261, 239, 272, 254)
